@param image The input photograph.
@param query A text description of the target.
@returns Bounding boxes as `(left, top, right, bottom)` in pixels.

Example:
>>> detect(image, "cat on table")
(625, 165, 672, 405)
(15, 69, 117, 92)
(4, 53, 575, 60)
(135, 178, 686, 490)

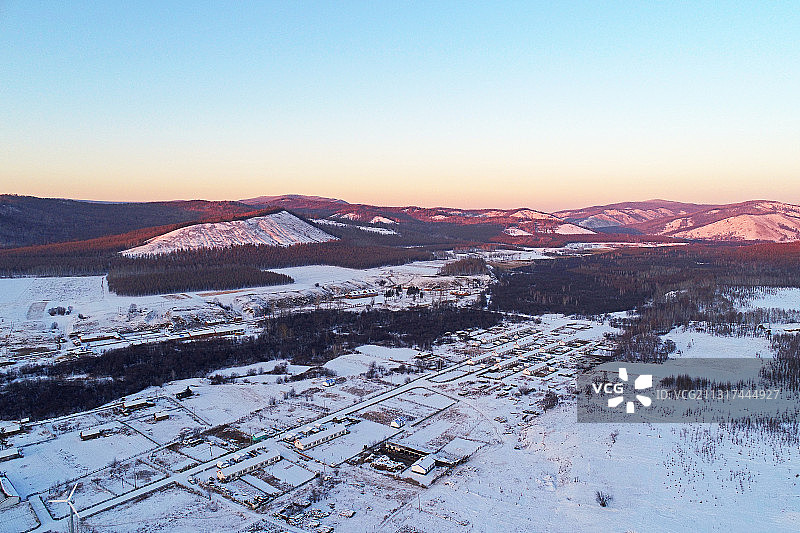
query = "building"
(153, 412, 169, 422)
(0, 476, 20, 509)
(324, 378, 337, 387)
(0, 447, 21, 462)
(79, 332, 120, 343)
(0, 423, 21, 436)
(80, 429, 102, 440)
(123, 398, 153, 411)
(492, 356, 520, 372)
(251, 431, 269, 443)
(176, 386, 193, 400)
(390, 417, 406, 428)
(411, 454, 436, 475)
(216, 450, 281, 482)
(294, 424, 348, 451)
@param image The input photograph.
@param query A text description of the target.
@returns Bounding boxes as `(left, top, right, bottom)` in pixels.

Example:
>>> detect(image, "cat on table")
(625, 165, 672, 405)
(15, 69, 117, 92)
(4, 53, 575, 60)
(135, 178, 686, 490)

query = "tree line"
(106, 266, 294, 296)
(486, 243, 800, 362)
(438, 257, 489, 276)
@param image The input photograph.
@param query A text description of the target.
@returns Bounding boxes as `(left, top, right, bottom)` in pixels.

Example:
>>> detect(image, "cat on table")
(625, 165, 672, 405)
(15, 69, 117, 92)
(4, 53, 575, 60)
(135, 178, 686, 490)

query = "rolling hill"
(633, 200, 800, 242)
(122, 211, 336, 256)
(553, 200, 712, 230)
(242, 196, 597, 240)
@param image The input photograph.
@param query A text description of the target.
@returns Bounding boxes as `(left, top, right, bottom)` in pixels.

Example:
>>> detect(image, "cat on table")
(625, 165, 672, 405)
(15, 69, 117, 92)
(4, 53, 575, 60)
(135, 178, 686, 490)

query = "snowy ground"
(2, 304, 799, 531)
(735, 287, 800, 313)
(664, 327, 772, 359)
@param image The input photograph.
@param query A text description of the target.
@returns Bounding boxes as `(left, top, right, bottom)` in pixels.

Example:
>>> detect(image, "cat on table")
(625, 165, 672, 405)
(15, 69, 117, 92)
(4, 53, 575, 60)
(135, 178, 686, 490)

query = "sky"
(1, 1, 798, 211)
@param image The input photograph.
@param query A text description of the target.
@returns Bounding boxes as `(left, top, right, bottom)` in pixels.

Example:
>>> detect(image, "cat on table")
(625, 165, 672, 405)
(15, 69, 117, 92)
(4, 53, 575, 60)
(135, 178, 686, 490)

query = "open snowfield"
(82, 484, 255, 533)
(736, 287, 800, 312)
(378, 404, 800, 533)
(664, 327, 772, 359)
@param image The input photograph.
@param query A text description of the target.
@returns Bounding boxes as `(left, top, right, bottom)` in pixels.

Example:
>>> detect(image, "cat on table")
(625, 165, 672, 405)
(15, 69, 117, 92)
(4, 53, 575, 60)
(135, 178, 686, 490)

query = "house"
(122, 398, 153, 411)
(251, 431, 269, 443)
(324, 378, 337, 387)
(176, 386, 193, 400)
(0, 476, 20, 509)
(390, 417, 406, 428)
(294, 424, 348, 451)
(0, 447, 21, 462)
(411, 454, 436, 475)
(79, 332, 120, 343)
(491, 356, 520, 372)
(216, 450, 281, 482)
(153, 412, 169, 422)
(0, 423, 21, 436)
(80, 429, 102, 440)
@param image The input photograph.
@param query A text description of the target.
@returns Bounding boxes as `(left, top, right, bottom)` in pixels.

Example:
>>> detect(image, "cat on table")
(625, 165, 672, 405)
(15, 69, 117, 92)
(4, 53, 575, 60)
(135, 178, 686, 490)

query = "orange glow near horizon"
(2, 3, 799, 213)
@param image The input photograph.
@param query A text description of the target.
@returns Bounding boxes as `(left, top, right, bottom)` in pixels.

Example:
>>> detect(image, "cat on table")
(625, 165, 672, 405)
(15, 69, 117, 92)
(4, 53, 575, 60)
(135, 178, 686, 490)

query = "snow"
(736, 287, 800, 312)
(323, 346, 419, 377)
(664, 327, 772, 359)
(553, 223, 595, 235)
(122, 211, 336, 256)
(3, 311, 799, 531)
(83, 485, 254, 533)
(503, 227, 533, 236)
(673, 213, 800, 242)
(510, 209, 556, 220)
(313, 218, 398, 235)
(0, 502, 38, 533)
(369, 216, 397, 225)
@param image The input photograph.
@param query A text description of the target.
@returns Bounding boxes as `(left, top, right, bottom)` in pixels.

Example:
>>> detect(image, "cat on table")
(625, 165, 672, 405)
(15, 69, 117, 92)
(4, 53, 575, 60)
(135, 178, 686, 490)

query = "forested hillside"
(0, 195, 254, 247)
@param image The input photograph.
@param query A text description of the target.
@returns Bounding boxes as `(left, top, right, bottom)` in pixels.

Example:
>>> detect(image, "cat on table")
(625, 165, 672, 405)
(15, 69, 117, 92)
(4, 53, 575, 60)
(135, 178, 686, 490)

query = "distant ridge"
(5, 193, 800, 246)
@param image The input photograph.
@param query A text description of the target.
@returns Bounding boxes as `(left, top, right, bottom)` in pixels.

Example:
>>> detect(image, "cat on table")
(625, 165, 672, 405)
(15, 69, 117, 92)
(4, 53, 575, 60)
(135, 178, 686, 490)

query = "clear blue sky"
(1, 1, 798, 210)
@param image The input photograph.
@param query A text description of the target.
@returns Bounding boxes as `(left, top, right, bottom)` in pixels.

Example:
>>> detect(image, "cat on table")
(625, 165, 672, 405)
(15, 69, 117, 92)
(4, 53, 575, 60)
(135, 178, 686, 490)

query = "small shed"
(411, 454, 436, 475)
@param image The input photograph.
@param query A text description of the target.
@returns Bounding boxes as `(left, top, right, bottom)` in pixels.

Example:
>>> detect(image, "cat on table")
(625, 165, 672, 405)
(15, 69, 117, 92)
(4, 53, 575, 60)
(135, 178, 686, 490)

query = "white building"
(0, 448, 21, 462)
(0, 423, 21, 436)
(390, 417, 406, 428)
(123, 398, 153, 411)
(411, 454, 436, 475)
(216, 450, 281, 482)
(294, 424, 348, 451)
(492, 356, 520, 371)
(80, 428, 102, 440)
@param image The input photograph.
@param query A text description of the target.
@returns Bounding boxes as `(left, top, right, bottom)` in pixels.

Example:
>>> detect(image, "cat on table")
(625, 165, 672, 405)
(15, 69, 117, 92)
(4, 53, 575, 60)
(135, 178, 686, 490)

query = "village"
(0, 314, 616, 533)
(0, 255, 501, 372)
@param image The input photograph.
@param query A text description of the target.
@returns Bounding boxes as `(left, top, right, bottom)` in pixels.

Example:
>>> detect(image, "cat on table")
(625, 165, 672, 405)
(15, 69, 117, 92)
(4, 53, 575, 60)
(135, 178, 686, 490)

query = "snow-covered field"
(664, 327, 772, 358)
(736, 287, 800, 312)
(3, 273, 800, 532)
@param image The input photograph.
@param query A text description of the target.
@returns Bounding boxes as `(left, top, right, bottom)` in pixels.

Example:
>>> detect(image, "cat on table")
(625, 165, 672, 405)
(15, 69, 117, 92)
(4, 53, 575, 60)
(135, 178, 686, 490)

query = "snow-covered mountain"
(635, 201, 800, 242)
(237, 195, 800, 243)
(554, 200, 711, 229)
(122, 211, 336, 256)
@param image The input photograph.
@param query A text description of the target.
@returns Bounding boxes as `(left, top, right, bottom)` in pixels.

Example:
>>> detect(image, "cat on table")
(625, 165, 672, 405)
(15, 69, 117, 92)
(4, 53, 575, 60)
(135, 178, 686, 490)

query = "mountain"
(242, 195, 596, 240)
(0, 195, 254, 248)
(240, 194, 348, 211)
(8, 194, 800, 250)
(122, 211, 336, 257)
(553, 200, 712, 230)
(632, 200, 800, 242)
(555, 199, 800, 242)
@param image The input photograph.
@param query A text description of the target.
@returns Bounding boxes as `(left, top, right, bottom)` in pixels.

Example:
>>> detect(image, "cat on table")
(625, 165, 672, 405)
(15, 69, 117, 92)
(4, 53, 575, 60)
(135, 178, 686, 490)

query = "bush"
(595, 490, 613, 507)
